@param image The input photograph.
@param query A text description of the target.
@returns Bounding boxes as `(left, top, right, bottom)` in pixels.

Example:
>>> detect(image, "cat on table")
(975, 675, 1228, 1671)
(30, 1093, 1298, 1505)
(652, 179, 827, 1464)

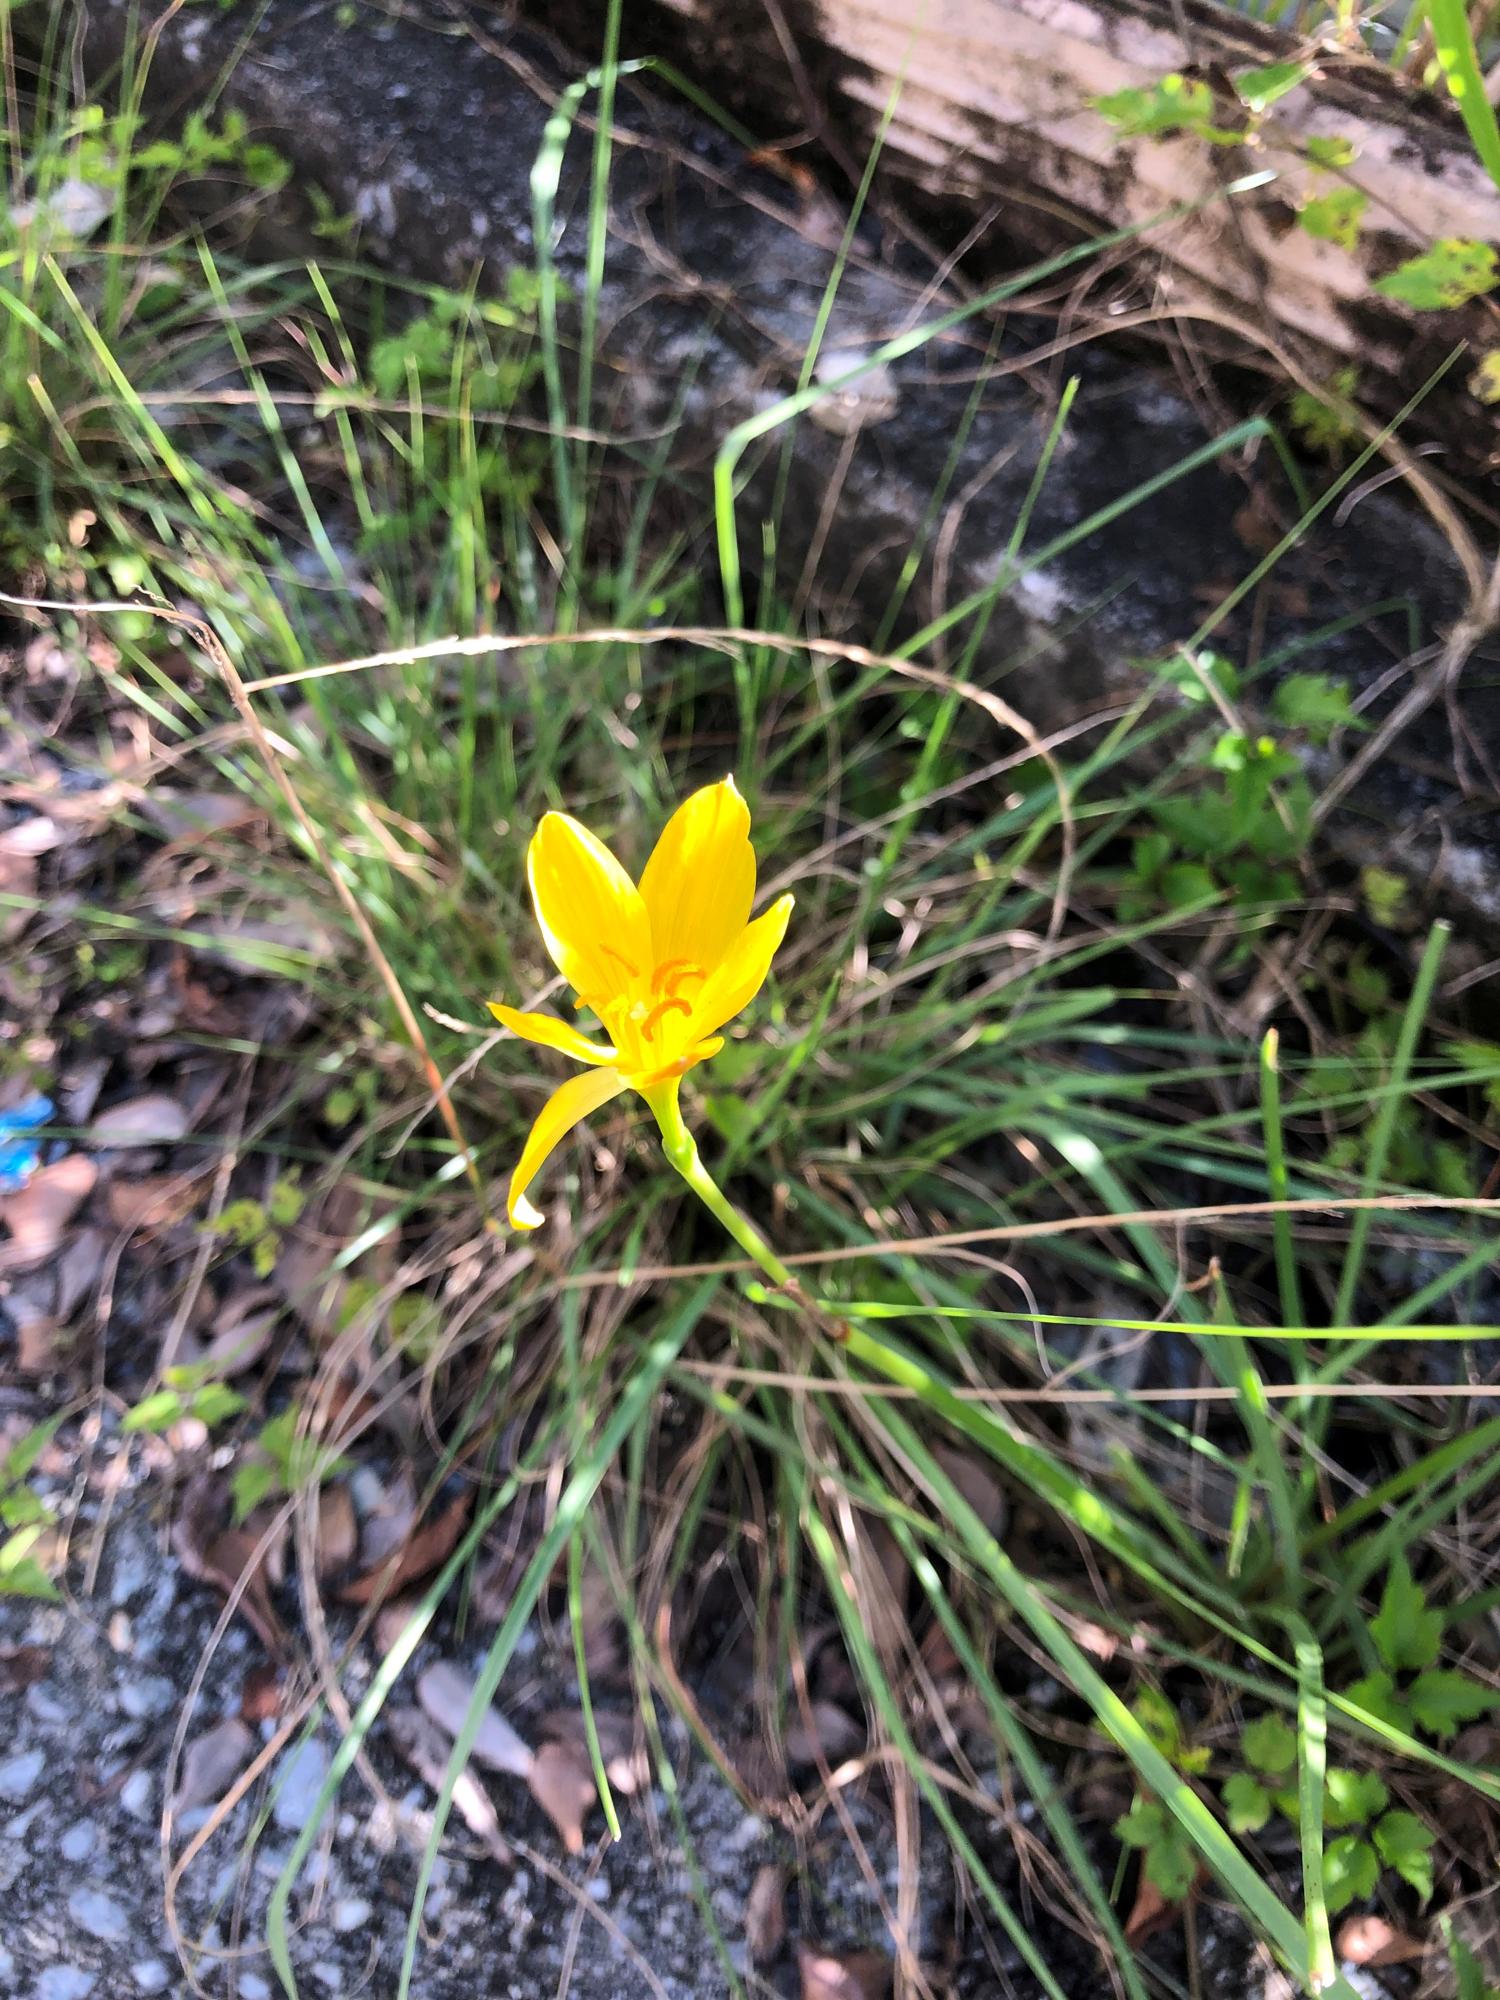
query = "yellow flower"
(491, 777, 793, 1230)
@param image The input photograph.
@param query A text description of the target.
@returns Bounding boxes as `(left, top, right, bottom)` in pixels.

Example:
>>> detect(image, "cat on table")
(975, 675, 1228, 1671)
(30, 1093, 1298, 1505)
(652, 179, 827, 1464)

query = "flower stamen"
(640, 996, 693, 1040)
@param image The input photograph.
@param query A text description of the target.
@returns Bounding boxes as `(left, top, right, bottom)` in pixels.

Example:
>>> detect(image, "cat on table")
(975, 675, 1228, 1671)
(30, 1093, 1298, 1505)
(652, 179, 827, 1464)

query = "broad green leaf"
(1470, 351, 1500, 405)
(1094, 75, 1221, 140)
(1323, 1767, 1388, 1829)
(1305, 135, 1356, 169)
(1322, 1835, 1379, 1912)
(1371, 1555, 1442, 1673)
(231, 1456, 277, 1523)
(1222, 1772, 1273, 1834)
(1374, 240, 1498, 310)
(1299, 189, 1367, 251)
(1342, 1671, 1408, 1733)
(1233, 61, 1312, 112)
(122, 1389, 187, 1434)
(1361, 866, 1410, 929)
(1372, 1810, 1435, 1901)
(1115, 1795, 1166, 1849)
(1270, 674, 1362, 742)
(1144, 1825, 1199, 1900)
(1407, 1669, 1499, 1740)
(1241, 1713, 1297, 1781)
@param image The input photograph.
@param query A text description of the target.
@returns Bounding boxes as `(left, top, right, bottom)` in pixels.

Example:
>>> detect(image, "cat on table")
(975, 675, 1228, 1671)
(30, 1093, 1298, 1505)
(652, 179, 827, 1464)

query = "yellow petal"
(639, 777, 755, 974)
(507, 1066, 627, 1230)
(527, 811, 652, 1003)
(488, 1003, 617, 1065)
(688, 894, 794, 1040)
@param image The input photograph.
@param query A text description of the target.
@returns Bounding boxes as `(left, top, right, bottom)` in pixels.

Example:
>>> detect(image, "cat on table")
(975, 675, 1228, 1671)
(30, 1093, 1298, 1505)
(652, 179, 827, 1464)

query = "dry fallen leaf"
(785, 1699, 864, 1770)
(240, 1662, 285, 1724)
(745, 1863, 788, 1964)
(315, 1483, 358, 1578)
(538, 1709, 648, 1796)
(340, 1489, 471, 1605)
(385, 1705, 512, 1867)
(416, 1661, 533, 1779)
(89, 1093, 190, 1150)
(171, 1476, 287, 1657)
(933, 1443, 1007, 1536)
(198, 1287, 281, 1377)
(527, 1738, 597, 1856)
(1124, 1858, 1200, 1947)
(0, 1644, 51, 1694)
(171, 1716, 255, 1816)
(796, 1942, 892, 2000)
(0, 1155, 98, 1271)
(107, 1173, 198, 1234)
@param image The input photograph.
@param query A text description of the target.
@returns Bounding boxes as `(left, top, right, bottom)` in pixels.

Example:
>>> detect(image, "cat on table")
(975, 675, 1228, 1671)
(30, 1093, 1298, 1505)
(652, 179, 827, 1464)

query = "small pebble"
(272, 1738, 330, 1832)
(120, 1770, 153, 1819)
(0, 1749, 45, 1801)
(36, 1972, 98, 2000)
(68, 1887, 129, 1942)
(119, 1675, 175, 1722)
(132, 1963, 170, 1995)
(239, 1979, 272, 2000)
(331, 1897, 371, 1933)
(59, 1821, 97, 1863)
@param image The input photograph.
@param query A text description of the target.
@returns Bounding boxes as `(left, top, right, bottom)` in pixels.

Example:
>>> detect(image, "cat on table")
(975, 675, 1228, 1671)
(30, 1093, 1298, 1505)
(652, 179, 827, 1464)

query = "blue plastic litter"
(0, 1094, 56, 1193)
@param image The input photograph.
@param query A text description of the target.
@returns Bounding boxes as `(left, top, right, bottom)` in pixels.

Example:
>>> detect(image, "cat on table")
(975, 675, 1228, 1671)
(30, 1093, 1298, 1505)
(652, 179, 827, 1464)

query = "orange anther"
(640, 996, 693, 1039)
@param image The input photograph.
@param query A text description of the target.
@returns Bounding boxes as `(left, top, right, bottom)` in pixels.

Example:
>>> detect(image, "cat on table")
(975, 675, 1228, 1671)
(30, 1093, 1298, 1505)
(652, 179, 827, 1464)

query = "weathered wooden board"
(653, 0, 1500, 414)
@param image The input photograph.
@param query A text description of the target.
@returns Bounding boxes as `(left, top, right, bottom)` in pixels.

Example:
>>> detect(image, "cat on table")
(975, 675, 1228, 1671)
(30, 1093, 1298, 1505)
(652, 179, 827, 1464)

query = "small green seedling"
(0, 1416, 65, 1600)
(1114, 1689, 1209, 1898)
(209, 1175, 305, 1278)
(1344, 1555, 1500, 1745)
(231, 1407, 352, 1521)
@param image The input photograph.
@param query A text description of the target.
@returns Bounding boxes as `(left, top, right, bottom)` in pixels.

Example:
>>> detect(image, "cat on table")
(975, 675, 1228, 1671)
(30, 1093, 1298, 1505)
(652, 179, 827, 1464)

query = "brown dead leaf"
(1124, 1859, 1200, 1947)
(315, 1483, 358, 1578)
(0, 1154, 98, 1272)
(385, 1706, 511, 1866)
(527, 1738, 596, 1855)
(745, 1864, 787, 1964)
(933, 1443, 1007, 1536)
(340, 1489, 471, 1605)
(537, 1709, 648, 1796)
(0, 1644, 51, 1694)
(142, 791, 264, 843)
(240, 1661, 285, 1723)
(1336, 1915, 1425, 1968)
(107, 1173, 198, 1234)
(171, 1716, 255, 1816)
(198, 1287, 280, 1376)
(171, 1476, 287, 1657)
(796, 1943, 892, 2000)
(785, 1700, 864, 1769)
(417, 1661, 533, 1778)
(374, 1595, 425, 1658)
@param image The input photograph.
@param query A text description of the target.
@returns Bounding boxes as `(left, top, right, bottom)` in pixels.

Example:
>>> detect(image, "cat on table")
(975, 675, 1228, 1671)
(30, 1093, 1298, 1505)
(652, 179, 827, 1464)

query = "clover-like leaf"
(1324, 1767, 1389, 1829)
(1323, 1835, 1380, 1913)
(1222, 1772, 1273, 1834)
(1407, 1669, 1499, 1741)
(1372, 1810, 1436, 1902)
(1371, 1555, 1442, 1673)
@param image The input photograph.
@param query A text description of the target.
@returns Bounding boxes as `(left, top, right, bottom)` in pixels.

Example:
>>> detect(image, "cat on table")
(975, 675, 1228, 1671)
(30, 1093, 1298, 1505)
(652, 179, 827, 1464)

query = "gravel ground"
(0, 1449, 1037, 2000)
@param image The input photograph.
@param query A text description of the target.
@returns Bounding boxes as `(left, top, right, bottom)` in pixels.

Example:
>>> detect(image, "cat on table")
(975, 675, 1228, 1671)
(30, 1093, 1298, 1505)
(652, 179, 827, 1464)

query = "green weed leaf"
(1270, 674, 1362, 742)
(1372, 1810, 1435, 1901)
(1241, 1713, 1297, 1781)
(1299, 189, 1367, 251)
(1323, 1767, 1388, 1828)
(1322, 1834, 1379, 1912)
(1406, 1669, 1498, 1739)
(1374, 240, 1498, 310)
(1222, 1772, 1273, 1833)
(1371, 1555, 1442, 1672)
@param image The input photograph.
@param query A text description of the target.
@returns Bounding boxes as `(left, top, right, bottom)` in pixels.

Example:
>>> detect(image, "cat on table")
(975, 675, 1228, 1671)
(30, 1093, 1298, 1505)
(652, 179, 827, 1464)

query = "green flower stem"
(646, 1083, 795, 1289)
